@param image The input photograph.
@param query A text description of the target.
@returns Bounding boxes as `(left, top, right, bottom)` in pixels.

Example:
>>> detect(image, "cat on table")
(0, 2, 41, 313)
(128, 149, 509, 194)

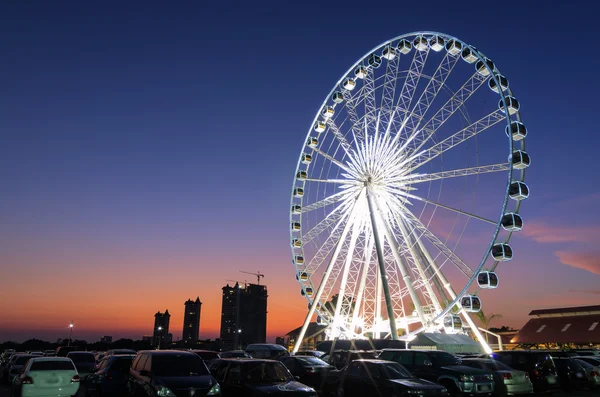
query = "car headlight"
(207, 382, 221, 395)
(487, 374, 494, 380)
(459, 374, 474, 382)
(155, 385, 176, 396)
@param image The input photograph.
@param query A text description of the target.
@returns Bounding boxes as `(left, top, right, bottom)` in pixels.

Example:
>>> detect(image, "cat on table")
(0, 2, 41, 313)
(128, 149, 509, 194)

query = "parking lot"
(1, 384, 599, 397)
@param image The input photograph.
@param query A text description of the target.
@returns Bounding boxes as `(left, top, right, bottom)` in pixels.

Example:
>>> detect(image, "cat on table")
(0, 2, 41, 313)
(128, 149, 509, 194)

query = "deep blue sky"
(1, 0, 599, 342)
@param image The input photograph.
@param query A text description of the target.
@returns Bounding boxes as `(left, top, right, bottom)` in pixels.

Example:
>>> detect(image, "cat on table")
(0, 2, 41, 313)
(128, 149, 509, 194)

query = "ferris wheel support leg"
(350, 236, 372, 336)
(366, 188, 399, 340)
(412, 233, 493, 354)
(293, 189, 365, 354)
(369, 190, 429, 331)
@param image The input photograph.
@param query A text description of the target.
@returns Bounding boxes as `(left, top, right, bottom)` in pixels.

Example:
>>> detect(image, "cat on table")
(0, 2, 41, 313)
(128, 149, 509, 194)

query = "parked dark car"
(208, 358, 317, 396)
(379, 349, 494, 396)
(488, 350, 559, 393)
(192, 350, 221, 365)
(327, 350, 379, 370)
(56, 346, 85, 357)
(332, 359, 448, 397)
(128, 350, 220, 396)
(278, 355, 332, 391)
(67, 351, 97, 376)
(219, 351, 252, 359)
(6, 354, 36, 384)
(81, 354, 136, 396)
(106, 349, 136, 357)
(552, 356, 590, 391)
(295, 350, 326, 358)
(245, 344, 289, 359)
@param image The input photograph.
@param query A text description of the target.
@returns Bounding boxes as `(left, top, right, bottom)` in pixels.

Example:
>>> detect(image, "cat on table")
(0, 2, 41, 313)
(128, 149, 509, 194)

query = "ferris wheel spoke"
(325, 118, 354, 157)
(405, 109, 506, 173)
(398, 52, 461, 152)
(304, 178, 359, 185)
(403, 210, 475, 278)
(378, 51, 401, 134)
(301, 204, 350, 245)
(311, 146, 355, 175)
(361, 67, 379, 139)
(386, 46, 430, 143)
(342, 89, 363, 141)
(393, 163, 510, 185)
(409, 71, 490, 155)
(393, 191, 496, 225)
(301, 190, 354, 213)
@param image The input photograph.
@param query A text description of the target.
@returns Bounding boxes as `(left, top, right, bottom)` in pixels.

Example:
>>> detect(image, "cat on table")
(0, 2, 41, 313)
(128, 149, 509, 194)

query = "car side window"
(393, 352, 414, 366)
(131, 355, 142, 371)
(215, 363, 229, 383)
(142, 355, 152, 372)
(414, 352, 431, 367)
(135, 355, 148, 372)
(225, 363, 241, 384)
(348, 362, 361, 376)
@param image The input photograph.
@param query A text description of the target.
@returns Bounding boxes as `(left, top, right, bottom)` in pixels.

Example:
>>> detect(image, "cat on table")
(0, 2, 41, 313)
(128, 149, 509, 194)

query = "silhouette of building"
(220, 283, 268, 350)
(153, 309, 171, 347)
(183, 297, 202, 344)
(100, 336, 112, 344)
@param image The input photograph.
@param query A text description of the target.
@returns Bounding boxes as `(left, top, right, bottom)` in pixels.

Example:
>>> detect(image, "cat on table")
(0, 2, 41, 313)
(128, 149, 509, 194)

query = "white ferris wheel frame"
(289, 31, 527, 354)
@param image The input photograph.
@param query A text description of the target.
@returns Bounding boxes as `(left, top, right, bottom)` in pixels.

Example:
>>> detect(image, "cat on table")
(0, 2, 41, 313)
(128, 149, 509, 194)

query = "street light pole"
(157, 326, 163, 350)
(67, 323, 74, 347)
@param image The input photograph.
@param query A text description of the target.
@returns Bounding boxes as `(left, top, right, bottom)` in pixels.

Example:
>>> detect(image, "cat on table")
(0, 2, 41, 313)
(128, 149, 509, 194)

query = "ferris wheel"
(289, 32, 529, 353)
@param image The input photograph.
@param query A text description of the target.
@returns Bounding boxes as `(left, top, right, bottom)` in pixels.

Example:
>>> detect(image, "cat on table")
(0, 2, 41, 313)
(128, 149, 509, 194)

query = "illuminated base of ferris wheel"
(320, 311, 493, 353)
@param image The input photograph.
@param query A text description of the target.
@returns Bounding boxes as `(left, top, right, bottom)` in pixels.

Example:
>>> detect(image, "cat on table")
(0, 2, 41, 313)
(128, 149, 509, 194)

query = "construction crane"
(225, 279, 248, 288)
(240, 271, 265, 285)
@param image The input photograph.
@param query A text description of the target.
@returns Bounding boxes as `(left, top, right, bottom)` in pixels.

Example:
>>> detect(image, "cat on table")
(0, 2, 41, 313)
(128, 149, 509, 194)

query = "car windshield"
(483, 361, 512, 371)
(69, 353, 95, 363)
(380, 362, 413, 379)
(30, 360, 76, 371)
(111, 357, 134, 371)
(243, 361, 293, 383)
(574, 359, 594, 369)
(194, 351, 218, 360)
(296, 357, 328, 367)
(16, 356, 34, 365)
(153, 354, 209, 377)
(432, 352, 461, 366)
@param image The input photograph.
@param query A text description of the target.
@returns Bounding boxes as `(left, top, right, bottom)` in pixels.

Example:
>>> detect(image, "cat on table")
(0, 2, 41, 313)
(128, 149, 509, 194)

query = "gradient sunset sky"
(1, 0, 599, 343)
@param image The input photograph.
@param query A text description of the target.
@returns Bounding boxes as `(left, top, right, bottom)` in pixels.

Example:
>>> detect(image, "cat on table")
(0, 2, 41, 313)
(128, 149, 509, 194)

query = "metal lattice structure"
(290, 32, 529, 353)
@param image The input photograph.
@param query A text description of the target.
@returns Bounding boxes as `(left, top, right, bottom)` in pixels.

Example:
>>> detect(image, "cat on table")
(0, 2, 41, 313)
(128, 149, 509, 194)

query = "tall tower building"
(219, 283, 268, 350)
(182, 297, 202, 344)
(153, 309, 170, 347)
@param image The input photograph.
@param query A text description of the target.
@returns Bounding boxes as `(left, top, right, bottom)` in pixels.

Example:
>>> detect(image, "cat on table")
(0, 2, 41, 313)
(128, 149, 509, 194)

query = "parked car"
(332, 359, 448, 397)
(379, 349, 494, 396)
(80, 354, 136, 396)
(461, 358, 533, 395)
(7, 354, 36, 384)
(67, 351, 97, 376)
(295, 350, 326, 358)
(218, 351, 252, 359)
(573, 358, 600, 389)
(105, 349, 136, 357)
(192, 350, 221, 365)
(575, 355, 600, 367)
(28, 352, 44, 356)
(10, 356, 80, 397)
(43, 350, 56, 357)
(208, 357, 317, 396)
(573, 349, 600, 357)
(552, 356, 591, 391)
(2, 353, 26, 383)
(327, 350, 379, 370)
(128, 350, 220, 396)
(55, 346, 84, 357)
(245, 344, 289, 359)
(488, 350, 559, 394)
(94, 352, 106, 363)
(278, 355, 332, 391)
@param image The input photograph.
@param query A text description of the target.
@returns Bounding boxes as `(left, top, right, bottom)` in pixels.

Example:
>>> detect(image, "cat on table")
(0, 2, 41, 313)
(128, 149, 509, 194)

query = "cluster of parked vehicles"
(0, 345, 598, 396)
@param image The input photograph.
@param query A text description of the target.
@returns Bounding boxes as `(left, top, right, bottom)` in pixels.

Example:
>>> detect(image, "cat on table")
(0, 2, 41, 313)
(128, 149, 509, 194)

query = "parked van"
(245, 343, 289, 359)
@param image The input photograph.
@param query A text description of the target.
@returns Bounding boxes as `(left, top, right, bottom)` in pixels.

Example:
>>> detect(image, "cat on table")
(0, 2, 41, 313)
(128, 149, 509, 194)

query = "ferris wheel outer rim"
(288, 31, 526, 336)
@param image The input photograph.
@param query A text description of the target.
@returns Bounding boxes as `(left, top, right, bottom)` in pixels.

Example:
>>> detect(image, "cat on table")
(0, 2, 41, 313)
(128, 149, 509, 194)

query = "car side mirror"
(139, 369, 152, 378)
(423, 360, 432, 367)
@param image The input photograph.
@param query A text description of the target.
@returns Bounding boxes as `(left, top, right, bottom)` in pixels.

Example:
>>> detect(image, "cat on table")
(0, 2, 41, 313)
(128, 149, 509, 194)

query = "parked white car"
(10, 357, 80, 397)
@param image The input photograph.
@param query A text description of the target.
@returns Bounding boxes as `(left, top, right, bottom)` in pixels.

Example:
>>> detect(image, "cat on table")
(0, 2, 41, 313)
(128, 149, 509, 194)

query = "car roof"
(30, 357, 73, 362)
(352, 359, 395, 364)
(138, 350, 197, 356)
(191, 350, 219, 353)
(217, 358, 279, 363)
